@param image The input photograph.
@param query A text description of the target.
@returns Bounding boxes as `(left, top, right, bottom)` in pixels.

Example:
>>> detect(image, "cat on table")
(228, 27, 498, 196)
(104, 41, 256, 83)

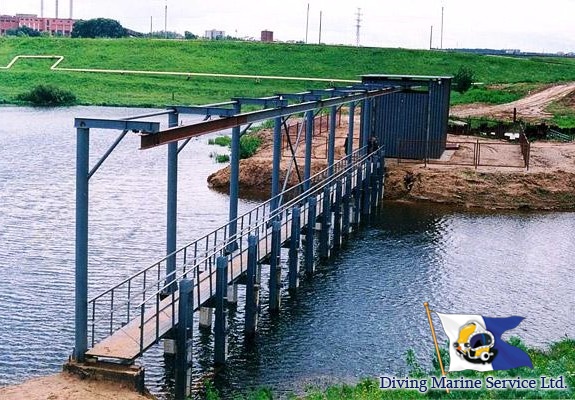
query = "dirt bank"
(207, 131, 575, 211)
(0, 372, 154, 400)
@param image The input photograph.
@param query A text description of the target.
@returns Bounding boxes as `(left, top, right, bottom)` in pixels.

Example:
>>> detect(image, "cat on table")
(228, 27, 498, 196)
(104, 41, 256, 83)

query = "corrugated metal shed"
(362, 75, 452, 159)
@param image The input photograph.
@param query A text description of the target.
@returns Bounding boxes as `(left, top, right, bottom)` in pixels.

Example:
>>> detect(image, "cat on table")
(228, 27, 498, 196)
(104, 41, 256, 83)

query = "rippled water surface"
(1, 107, 574, 398)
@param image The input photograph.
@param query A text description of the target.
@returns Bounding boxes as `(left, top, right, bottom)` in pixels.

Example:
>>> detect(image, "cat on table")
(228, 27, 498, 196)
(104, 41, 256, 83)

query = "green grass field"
(207, 338, 574, 399)
(2, 37, 575, 111)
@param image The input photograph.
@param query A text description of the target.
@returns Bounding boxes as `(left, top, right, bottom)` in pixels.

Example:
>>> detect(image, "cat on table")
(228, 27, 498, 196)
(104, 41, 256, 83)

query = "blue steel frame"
(72, 79, 443, 362)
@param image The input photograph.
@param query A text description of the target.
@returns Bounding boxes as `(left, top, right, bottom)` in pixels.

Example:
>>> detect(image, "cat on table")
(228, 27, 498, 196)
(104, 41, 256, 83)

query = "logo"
(435, 312, 533, 372)
(454, 320, 497, 364)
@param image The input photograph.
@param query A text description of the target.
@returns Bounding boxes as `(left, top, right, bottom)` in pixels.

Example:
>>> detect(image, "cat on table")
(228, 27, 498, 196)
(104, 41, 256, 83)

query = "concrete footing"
(63, 360, 146, 394)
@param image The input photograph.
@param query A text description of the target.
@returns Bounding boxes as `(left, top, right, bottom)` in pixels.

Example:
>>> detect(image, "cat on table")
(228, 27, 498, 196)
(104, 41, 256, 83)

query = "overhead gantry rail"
(139, 86, 400, 149)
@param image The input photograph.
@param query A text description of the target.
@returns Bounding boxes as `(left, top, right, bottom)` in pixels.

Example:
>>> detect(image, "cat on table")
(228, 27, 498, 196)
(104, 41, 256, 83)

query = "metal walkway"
(85, 149, 376, 361)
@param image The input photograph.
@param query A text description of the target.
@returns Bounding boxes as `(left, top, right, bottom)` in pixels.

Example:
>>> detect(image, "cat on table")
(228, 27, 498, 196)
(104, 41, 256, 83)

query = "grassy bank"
(207, 338, 574, 399)
(2, 37, 575, 108)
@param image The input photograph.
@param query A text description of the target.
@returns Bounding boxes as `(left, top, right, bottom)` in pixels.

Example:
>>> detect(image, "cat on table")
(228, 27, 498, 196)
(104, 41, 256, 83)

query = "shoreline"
(207, 125, 575, 212)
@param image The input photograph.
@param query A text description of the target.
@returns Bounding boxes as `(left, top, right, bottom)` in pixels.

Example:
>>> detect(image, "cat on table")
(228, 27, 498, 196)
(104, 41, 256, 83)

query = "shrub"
(208, 134, 261, 160)
(453, 66, 475, 94)
(17, 85, 77, 106)
(239, 134, 262, 159)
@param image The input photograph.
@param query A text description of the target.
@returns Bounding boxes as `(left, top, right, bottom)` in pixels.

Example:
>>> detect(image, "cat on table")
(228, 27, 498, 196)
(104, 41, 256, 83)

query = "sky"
(1, 0, 575, 53)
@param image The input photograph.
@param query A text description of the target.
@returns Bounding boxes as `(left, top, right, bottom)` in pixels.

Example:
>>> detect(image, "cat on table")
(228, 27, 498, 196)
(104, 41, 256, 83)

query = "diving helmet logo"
(453, 321, 497, 364)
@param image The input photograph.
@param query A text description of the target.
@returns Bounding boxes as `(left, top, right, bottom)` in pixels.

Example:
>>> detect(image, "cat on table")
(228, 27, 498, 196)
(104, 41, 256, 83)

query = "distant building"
(204, 29, 225, 40)
(0, 14, 75, 36)
(261, 30, 273, 42)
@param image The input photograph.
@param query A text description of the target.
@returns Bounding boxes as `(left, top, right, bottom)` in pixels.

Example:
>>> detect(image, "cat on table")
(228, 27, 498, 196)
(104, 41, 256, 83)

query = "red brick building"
(261, 30, 273, 42)
(0, 14, 75, 36)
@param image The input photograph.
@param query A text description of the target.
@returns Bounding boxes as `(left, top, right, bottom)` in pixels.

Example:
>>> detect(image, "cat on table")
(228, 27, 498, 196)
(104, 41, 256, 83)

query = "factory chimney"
(70, 0, 73, 19)
(55, 0, 59, 18)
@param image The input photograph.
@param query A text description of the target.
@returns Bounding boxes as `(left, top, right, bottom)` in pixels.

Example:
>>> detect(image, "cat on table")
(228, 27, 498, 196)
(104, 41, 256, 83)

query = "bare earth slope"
(450, 82, 575, 122)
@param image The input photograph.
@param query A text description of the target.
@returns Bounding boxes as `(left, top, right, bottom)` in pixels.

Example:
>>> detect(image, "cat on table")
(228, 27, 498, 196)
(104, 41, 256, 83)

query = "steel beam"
(74, 118, 160, 133)
(140, 88, 400, 150)
(232, 96, 288, 108)
(170, 105, 237, 117)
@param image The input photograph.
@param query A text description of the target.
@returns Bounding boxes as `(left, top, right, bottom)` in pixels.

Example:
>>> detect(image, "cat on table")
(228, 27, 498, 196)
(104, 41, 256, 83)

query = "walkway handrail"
(134, 147, 375, 309)
(87, 146, 377, 346)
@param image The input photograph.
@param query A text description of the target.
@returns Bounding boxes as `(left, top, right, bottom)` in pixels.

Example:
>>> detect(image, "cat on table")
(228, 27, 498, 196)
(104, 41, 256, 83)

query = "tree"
(71, 18, 127, 38)
(6, 26, 42, 37)
(453, 66, 475, 94)
(184, 31, 198, 40)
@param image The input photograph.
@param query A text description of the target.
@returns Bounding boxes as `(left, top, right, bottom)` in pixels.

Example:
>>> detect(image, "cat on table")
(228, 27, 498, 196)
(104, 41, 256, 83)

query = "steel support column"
(319, 186, 331, 259)
(346, 103, 355, 165)
(333, 179, 342, 250)
(288, 207, 301, 291)
(166, 112, 179, 292)
(328, 106, 337, 176)
(305, 196, 317, 274)
(271, 116, 282, 214)
(175, 278, 193, 400)
(245, 235, 259, 335)
(214, 256, 228, 364)
(269, 221, 281, 311)
(303, 110, 314, 191)
(228, 103, 242, 252)
(74, 127, 89, 362)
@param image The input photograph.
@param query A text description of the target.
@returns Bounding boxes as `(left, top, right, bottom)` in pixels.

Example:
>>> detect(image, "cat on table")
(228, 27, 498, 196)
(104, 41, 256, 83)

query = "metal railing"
(87, 146, 376, 351)
(397, 138, 530, 170)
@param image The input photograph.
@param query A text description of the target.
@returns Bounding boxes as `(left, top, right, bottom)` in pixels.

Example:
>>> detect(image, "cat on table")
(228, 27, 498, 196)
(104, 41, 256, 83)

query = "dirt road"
(450, 82, 575, 122)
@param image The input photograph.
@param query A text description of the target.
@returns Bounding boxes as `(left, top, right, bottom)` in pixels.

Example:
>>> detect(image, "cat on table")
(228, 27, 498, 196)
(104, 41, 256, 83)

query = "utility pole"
(164, 0, 168, 39)
(41, 0, 44, 18)
(70, 0, 73, 19)
(440, 6, 444, 50)
(355, 8, 362, 47)
(430, 25, 433, 50)
(305, 3, 309, 44)
(150, 16, 153, 35)
(318, 10, 322, 44)
(55, 0, 59, 18)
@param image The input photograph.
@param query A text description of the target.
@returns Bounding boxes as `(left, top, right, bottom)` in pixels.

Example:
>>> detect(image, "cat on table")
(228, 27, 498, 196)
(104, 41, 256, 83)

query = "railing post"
(269, 221, 282, 312)
(305, 196, 317, 275)
(245, 235, 260, 336)
(319, 186, 331, 259)
(175, 278, 193, 400)
(288, 207, 301, 291)
(165, 112, 179, 293)
(214, 256, 228, 364)
(75, 126, 89, 362)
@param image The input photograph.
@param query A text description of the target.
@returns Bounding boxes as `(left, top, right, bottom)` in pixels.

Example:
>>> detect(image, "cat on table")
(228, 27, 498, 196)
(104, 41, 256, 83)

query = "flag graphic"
(436, 313, 533, 372)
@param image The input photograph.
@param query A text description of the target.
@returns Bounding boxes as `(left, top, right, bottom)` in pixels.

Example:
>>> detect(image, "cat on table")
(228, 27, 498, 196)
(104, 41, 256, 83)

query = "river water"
(0, 106, 573, 398)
